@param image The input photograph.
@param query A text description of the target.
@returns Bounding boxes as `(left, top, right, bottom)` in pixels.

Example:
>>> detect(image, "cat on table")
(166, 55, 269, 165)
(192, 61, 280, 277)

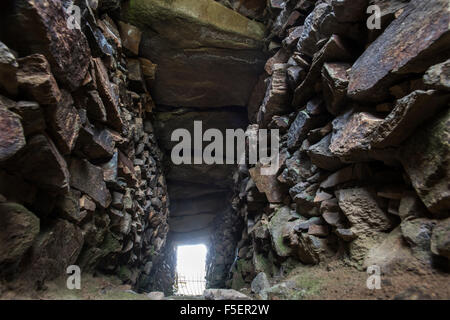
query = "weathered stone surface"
(322, 62, 351, 116)
(269, 206, 295, 258)
(0, 99, 26, 162)
(368, 90, 450, 148)
(9, 0, 91, 91)
(401, 217, 436, 263)
(55, 189, 88, 224)
(147, 291, 165, 300)
(423, 59, 450, 91)
(337, 187, 394, 236)
(93, 58, 124, 131)
(290, 182, 320, 217)
(25, 219, 84, 284)
(251, 272, 270, 298)
(398, 191, 428, 220)
(10, 134, 70, 193)
(17, 54, 61, 105)
(46, 90, 81, 155)
(363, 227, 421, 274)
(76, 125, 115, 160)
(431, 218, 450, 259)
(0, 202, 40, 265)
(204, 289, 251, 300)
(257, 64, 290, 127)
(85, 90, 107, 122)
(320, 164, 370, 189)
(307, 134, 343, 171)
(124, 0, 266, 108)
(0, 41, 18, 96)
(249, 163, 286, 203)
(329, 111, 384, 162)
(69, 158, 112, 208)
(10, 100, 46, 136)
(348, 0, 450, 102)
(400, 108, 450, 216)
(127, 58, 147, 93)
(118, 21, 142, 56)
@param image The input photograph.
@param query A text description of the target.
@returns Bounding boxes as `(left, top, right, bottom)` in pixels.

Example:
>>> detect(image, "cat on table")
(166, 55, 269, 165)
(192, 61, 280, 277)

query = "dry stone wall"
(0, 0, 171, 293)
(230, 0, 450, 293)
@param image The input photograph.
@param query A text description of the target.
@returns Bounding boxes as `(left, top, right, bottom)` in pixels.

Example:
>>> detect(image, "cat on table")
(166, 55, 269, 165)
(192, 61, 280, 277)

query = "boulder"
(249, 163, 286, 203)
(147, 291, 165, 300)
(8, 0, 91, 91)
(307, 134, 343, 171)
(203, 289, 251, 300)
(0, 202, 40, 266)
(400, 108, 450, 216)
(400, 217, 436, 263)
(69, 158, 112, 208)
(269, 206, 295, 258)
(123, 0, 266, 108)
(431, 218, 450, 259)
(0, 41, 18, 96)
(16, 54, 61, 105)
(9, 100, 46, 136)
(423, 59, 450, 91)
(348, 0, 450, 102)
(251, 272, 271, 298)
(118, 21, 142, 57)
(0, 99, 26, 162)
(322, 62, 351, 116)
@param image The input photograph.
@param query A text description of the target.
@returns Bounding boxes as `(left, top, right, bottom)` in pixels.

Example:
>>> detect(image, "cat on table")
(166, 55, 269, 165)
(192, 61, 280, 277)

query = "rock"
(283, 26, 304, 50)
(368, 90, 450, 149)
(287, 231, 330, 264)
(363, 227, 422, 274)
(332, 0, 369, 22)
(251, 272, 271, 298)
(69, 158, 112, 208)
(249, 163, 286, 203)
(127, 58, 147, 93)
(9, 134, 70, 193)
(203, 289, 251, 300)
(55, 189, 88, 224)
(84, 22, 114, 58)
(401, 217, 436, 263)
(16, 54, 61, 105)
(348, 0, 450, 102)
(0, 202, 40, 266)
(400, 108, 450, 216)
(292, 34, 353, 108)
(322, 211, 344, 228)
(0, 99, 26, 162)
(290, 183, 320, 217)
(10, 0, 91, 91)
(307, 134, 343, 171)
(268, 206, 295, 258)
(423, 59, 450, 91)
(76, 124, 115, 160)
(25, 219, 84, 285)
(286, 65, 307, 89)
(337, 187, 394, 236)
(320, 163, 371, 189)
(118, 21, 142, 56)
(322, 62, 351, 116)
(287, 100, 328, 150)
(0, 41, 18, 96)
(308, 224, 329, 237)
(9, 100, 46, 136)
(431, 218, 450, 259)
(123, 0, 266, 108)
(85, 90, 108, 122)
(329, 111, 384, 162)
(398, 191, 428, 220)
(92, 58, 124, 131)
(294, 217, 323, 232)
(335, 228, 356, 242)
(147, 291, 165, 300)
(257, 64, 290, 127)
(46, 90, 81, 155)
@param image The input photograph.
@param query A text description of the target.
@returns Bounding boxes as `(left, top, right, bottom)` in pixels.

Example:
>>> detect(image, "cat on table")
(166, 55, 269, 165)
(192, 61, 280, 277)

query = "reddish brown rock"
(12, 0, 91, 91)
(0, 98, 26, 162)
(75, 124, 115, 160)
(92, 58, 124, 131)
(69, 158, 112, 208)
(85, 90, 107, 122)
(249, 163, 286, 203)
(46, 90, 81, 155)
(10, 134, 70, 193)
(10, 100, 46, 136)
(322, 62, 351, 116)
(308, 224, 329, 237)
(348, 0, 450, 102)
(17, 54, 61, 105)
(127, 58, 147, 93)
(118, 21, 142, 56)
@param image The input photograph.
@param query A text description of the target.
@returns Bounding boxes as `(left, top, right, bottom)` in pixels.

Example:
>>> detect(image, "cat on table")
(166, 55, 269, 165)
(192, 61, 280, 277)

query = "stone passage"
(0, 0, 449, 300)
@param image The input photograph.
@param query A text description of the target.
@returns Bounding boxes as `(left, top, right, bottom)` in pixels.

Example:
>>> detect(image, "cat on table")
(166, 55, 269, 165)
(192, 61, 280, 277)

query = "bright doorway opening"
(175, 244, 207, 296)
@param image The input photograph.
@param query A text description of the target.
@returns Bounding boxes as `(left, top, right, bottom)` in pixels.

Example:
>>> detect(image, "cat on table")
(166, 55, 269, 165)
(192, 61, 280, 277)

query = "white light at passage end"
(176, 244, 207, 295)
